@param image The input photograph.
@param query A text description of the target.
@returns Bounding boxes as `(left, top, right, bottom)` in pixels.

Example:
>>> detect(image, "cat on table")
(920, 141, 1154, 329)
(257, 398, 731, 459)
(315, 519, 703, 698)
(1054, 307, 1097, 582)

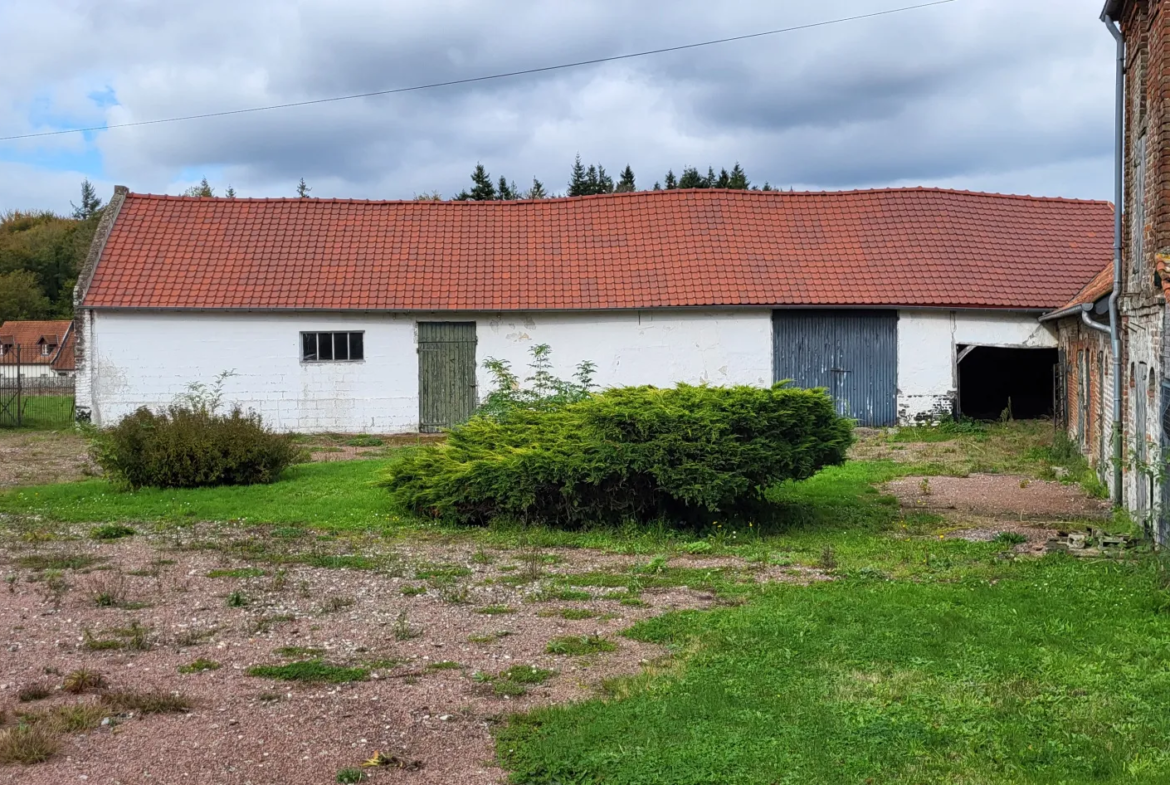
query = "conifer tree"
(715, 168, 731, 189)
(568, 154, 589, 197)
(728, 163, 749, 190)
(664, 170, 677, 190)
(456, 163, 497, 201)
(183, 177, 215, 197)
(678, 167, 704, 189)
(225, 185, 237, 198)
(296, 178, 311, 198)
(525, 178, 548, 199)
(596, 165, 614, 194)
(497, 176, 518, 200)
(616, 165, 636, 192)
(71, 179, 103, 219)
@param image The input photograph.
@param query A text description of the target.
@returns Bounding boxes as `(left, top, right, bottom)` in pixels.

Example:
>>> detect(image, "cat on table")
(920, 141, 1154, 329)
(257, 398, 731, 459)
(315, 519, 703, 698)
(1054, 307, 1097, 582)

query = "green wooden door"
(418, 322, 478, 433)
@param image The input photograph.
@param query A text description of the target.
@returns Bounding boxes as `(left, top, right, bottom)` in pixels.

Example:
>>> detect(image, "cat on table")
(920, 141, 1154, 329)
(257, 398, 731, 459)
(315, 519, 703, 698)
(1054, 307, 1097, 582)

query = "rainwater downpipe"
(1105, 13, 1125, 506)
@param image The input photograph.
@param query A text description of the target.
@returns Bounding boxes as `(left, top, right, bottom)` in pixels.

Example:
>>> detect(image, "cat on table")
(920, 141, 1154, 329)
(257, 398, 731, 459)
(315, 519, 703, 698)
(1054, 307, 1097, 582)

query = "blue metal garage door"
(772, 310, 898, 426)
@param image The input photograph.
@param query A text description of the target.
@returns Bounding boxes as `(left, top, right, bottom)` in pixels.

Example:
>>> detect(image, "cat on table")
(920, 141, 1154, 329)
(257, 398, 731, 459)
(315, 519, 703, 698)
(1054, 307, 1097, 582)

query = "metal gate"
(417, 322, 478, 433)
(0, 345, 76, 429)
(772, 310, 898, 426)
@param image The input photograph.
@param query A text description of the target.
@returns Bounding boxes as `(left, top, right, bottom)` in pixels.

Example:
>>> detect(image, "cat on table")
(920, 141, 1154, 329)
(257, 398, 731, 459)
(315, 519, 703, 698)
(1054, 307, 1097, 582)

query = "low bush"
(92, 405, 303, 490)
(384, 383, 853, 527)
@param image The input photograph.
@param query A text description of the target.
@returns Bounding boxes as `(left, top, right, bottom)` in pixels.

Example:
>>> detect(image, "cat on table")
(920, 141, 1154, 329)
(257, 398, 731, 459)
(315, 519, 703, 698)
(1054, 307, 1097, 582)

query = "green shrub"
(384, 383, 852, 527)
(92, 405, 303, 490)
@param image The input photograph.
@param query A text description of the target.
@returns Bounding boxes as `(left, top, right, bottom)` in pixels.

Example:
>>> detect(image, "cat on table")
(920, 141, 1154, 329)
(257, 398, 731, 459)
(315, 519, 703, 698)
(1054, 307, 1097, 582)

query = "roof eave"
(1101, 0, 1123, 21)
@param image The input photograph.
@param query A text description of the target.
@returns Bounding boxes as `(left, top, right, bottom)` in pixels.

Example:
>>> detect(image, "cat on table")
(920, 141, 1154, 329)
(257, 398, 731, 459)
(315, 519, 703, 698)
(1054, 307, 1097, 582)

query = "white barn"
(73, 187, 1111, 432)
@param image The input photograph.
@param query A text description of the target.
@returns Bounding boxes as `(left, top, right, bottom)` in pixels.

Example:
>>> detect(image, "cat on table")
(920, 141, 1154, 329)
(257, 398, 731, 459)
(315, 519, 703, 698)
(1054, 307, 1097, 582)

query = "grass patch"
(469, 631, 511, 644)
(530, 587, 592, 602)
(0, 460, 391, 530)
(0, 723, 60, 765)
(498, 552, 1170, 784)
(206, 567, 266, 579)
(62, 669, 105, 694)
(401, 585, 427, 596)
(475, 604, 515, 615)
(90, 523, 135, 540)
(425, 661, 464, 671)
(102, 690, 193, 715)
(336, 767, 365, 783)
(17, 554, 101, 571)
(546, 635, 617, 656)
(246, 661, 368, 684)
(17, 683, 53, 703)
(499, 666, 556, 685)
(275, 646, 326, 659)
(178, 658, 221, 674)
(557, 608, 596, 620)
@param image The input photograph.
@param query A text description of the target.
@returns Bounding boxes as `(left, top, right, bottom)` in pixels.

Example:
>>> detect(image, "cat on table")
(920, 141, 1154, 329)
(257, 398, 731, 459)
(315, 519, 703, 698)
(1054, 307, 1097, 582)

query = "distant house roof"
(51, 328, 76, 372)
(0, 320, 74, 365)
(82, 188, 1114, 313)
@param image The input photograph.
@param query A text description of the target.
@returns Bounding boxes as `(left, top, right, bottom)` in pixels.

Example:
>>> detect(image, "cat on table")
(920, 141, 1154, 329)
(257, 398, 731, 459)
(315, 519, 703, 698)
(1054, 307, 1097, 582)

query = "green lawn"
(1, 425, 1164, 782)
(0, 394, 74, 429)
(500, 555, 1170, 784)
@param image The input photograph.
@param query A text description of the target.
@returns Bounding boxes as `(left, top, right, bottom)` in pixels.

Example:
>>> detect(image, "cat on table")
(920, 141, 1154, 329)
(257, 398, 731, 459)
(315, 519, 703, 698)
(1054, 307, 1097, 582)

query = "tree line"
(0, 180, 104, 324)
(449, 155, 775, 201)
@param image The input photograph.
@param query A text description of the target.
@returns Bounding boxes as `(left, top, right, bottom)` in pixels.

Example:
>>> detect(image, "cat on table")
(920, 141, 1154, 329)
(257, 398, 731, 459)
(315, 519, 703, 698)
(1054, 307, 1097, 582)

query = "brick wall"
(1056, 318, 1114, 483)
(1117, 1, 1169, 530)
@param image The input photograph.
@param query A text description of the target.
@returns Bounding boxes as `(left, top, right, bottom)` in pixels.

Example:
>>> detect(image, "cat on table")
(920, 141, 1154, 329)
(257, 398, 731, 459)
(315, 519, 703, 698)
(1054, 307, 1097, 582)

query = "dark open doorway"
(957, 346, 1057, 420)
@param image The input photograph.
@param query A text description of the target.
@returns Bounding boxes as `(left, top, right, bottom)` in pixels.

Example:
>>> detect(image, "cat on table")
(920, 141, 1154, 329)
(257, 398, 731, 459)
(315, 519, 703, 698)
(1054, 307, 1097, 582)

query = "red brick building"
(1050, 1, 1170, 538)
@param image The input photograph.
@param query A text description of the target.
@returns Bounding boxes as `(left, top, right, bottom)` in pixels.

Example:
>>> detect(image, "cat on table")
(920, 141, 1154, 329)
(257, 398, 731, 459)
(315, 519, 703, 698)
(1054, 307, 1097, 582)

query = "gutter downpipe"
(1105, 12, 1125, 506)
(1082, 304, 1112, 335)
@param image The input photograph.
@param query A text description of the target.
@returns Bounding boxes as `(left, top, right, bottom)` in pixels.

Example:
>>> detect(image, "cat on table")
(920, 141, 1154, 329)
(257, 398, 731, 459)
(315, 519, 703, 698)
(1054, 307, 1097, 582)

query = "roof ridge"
(124, 186, 1114, 208)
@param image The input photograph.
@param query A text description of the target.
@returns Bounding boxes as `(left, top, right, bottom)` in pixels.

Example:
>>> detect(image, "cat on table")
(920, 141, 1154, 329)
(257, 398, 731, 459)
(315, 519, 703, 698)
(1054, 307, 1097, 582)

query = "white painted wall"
(82, 309, 774, 432)
(476, 310, 773, 393)
(896, 310, 1057, 424)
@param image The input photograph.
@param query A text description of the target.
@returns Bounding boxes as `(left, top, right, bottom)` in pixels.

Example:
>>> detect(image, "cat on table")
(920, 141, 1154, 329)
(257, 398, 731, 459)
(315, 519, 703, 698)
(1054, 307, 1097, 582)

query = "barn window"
(301, 332, 364, 362)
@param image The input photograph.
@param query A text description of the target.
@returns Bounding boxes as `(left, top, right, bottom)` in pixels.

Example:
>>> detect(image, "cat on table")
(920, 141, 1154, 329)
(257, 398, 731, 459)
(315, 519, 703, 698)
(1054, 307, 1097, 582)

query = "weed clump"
(546, 635, 617, 656)
(62, 669, 106, 694)
(0, 723, 60, 765)
(90, 524, 136, 540)
(384, 380, 852, 528)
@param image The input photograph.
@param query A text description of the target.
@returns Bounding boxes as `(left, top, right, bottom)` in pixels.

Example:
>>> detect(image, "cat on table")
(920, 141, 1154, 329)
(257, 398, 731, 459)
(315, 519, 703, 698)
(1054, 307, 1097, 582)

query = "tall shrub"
(92, 373, 303, 489)
(384, 383, 853, 527)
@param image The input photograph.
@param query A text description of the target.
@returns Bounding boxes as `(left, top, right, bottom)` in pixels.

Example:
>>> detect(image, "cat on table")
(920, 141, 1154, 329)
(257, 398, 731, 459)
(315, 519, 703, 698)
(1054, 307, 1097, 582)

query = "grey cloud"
(0, 0, 1121, 213)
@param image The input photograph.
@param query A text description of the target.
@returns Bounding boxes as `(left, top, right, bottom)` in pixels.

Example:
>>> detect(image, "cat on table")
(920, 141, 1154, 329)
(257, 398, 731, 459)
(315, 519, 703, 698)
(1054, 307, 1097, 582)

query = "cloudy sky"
(0, 0, 1117, 214)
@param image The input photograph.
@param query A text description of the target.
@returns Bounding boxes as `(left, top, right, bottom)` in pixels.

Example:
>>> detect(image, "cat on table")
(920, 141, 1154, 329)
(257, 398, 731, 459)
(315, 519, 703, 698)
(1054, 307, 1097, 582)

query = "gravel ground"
(885, 474, 1109, 520)
(0, 531, 822, 784)
(0, 431, 94, 489)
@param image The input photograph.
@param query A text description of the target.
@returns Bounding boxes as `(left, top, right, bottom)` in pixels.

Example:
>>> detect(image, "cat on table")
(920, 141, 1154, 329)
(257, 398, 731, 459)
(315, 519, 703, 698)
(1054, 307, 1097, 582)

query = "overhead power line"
(1, 0, 955, 142)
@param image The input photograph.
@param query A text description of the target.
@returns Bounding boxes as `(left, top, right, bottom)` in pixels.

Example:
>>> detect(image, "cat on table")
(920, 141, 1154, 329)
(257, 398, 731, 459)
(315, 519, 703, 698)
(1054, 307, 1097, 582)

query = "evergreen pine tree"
(728, 163, 749, 190)
(703, 166, 718, 188)
(653, 181, 662, 191)
(71, 179, 103, 219)
(456, 164, 497, 201)
(497, 176, 518, 200)
(525, 178, 548, 199)
(616, 165, 636, 192)
(584, 164, 600, 195)
(761, 182, 773, 192)
(183, 177, 215, 197)
(225, 185, 237, 198)
(596, 165, 614, 194)
(664, 170, 677, 190)
(678, 167, 704, 189)
(715, 168, 731, 189)
(296, 178, 311, 198)
(568, 154, 589, 197)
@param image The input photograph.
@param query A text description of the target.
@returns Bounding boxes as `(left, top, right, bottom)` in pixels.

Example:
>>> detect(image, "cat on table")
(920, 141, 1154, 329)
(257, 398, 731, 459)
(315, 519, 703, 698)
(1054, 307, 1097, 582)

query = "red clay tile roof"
(1052, 264, 1114, 313)
(51, 328, 76, 372)
(82, 188, 1114, 312)
(0, 320, 73, 365)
